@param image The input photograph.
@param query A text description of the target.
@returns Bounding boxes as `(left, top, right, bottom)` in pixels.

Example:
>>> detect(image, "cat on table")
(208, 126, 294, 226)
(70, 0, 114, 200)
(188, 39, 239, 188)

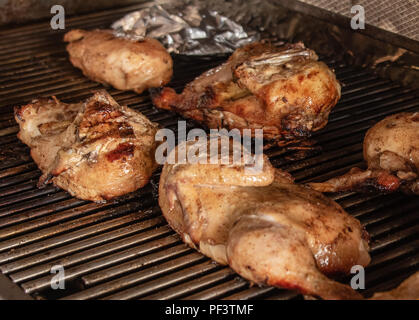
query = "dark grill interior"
(0, 4, 418, 300)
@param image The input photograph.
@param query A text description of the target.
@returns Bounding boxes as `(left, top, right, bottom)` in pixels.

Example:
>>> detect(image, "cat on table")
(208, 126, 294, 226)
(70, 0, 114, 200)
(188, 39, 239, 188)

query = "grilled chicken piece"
(64, 29, 173, 94)
(152, 42, 341, 144)
(370, 272, 419, 300)
(309, 112, 419, 194)
(15, 90, 159, 201)
(159, 139, 370, 300)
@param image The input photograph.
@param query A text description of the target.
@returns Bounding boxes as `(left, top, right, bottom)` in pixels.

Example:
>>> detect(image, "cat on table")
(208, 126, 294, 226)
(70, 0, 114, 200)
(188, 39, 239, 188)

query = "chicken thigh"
(64, 29, 173, 94)
(309, 112, 419, 194)
(152, 42, 341, 144)
(159, 139, 370, 299)
(15, 90, 159, 201)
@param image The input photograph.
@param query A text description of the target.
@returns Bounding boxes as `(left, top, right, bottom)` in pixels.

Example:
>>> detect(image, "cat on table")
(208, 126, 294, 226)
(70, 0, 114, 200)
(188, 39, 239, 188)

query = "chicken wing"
(159, 139, 370, 299)
(15, 90, 159, 201)
(309, 112, 419, 194)
(64, 29, 173, 94)
(152, 42, 341, 144)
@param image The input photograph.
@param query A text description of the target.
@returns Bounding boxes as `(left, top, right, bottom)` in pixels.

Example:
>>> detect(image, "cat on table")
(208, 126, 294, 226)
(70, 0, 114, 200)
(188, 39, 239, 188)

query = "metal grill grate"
(0, 4, 418, 300)
(298, 0, 419, 42)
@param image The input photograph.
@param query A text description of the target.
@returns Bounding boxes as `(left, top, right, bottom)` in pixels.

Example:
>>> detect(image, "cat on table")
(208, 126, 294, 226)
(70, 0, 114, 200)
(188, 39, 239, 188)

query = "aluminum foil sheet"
(111, 4, 260, 55)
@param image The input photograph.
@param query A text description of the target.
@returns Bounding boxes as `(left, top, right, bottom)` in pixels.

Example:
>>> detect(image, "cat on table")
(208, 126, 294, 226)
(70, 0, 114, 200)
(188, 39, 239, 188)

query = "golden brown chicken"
(152, 42, 341, 144)
(309, 112, 419, 194)
(64, 29, 173, 94)
(158, 139, 370, 300)
(15, 90, 159, 201)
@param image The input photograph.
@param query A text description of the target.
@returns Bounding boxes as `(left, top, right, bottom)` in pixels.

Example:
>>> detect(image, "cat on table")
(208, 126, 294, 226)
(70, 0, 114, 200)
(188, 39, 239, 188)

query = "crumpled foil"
(111, 4, 260, 55)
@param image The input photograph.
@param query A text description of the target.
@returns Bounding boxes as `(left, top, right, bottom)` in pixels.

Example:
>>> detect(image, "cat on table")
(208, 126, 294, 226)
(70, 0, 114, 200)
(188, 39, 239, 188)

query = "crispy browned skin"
(152, 42, 341, 143)
(64, 29, 173, 94)
(309, 112, 419, 194)
(369, 272, 419, 300)
(159, 140, 370, 299)
(15, 90, 159, 201)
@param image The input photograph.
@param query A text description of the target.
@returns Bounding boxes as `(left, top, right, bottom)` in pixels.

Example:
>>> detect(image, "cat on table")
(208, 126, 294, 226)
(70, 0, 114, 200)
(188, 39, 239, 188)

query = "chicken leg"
(159, 139, 370, 299)
(309, 112, 419, 195)
(152, 42, 341, 144)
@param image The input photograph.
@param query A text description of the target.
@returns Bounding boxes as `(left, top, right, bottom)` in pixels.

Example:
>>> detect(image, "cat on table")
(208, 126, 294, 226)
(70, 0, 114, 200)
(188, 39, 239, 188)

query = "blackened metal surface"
(0, 4, 417, 300)
(0, 0, 147, 26)
(297, 0, 419, 42)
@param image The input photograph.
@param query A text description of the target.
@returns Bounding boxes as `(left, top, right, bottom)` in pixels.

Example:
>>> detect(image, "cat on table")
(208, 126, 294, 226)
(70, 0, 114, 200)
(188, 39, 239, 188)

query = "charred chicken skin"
(15, 90, 159, 201)
(309, 112, 419, 195)
(64, 29, 173, 94)
(159, 140, 370, 300)
(152, 42, 341, 143)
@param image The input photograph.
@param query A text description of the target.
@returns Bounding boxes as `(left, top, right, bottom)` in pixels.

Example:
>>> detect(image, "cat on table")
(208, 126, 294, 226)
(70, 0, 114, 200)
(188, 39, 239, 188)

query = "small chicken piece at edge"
(369, 271, 419, 300)
(64, 29, 173, 94)
(308, 112, 419, 195)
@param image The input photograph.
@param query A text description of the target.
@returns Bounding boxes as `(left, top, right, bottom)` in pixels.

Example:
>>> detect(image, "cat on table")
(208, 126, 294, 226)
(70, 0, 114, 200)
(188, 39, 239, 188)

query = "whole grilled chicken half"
(15, 90, 159, 201)
(309, 112, 419, 195)
(64, 29, 173, 94)
(152, 42, 341, 144)
(159, 140, 370, 299)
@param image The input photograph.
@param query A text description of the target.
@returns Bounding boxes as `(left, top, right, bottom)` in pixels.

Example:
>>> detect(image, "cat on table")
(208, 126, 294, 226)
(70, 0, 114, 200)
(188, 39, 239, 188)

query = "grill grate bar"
(225, 287, 300, 300)
(368, 240, 419, 269)
(0, 195, 82, 228)
(104, 261, 220, 300)
(140, 268, 236, 300)
(0, 4, 149, 44)
(0, 163, 36, 179)
(0, 197, 131, 240)
(222, 286, 277, 300)
(183, 278, 251, 300)
(0, 70, 90, 95)
(0, 207, 157, 263)
(0, 182, 37, 201)
(369, 225, 418, 253)
(1, 220, 169, 275)
(0, 196, 152, 243)
(62, 252, 207, 300)
(364, 270, 417, 297)
(329, 88, 415, 115)
(356, 197, 417, 224)
(0, 64, 73, 85)
(11, 223, 171, 284)
(326, 97, 418, 129)
(81, 243, 192, 287)
(0, 185, 57, 207)
(19, 230, 178, 293)
(367, 212, 418, 240)
(365, 253, 419, 291)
